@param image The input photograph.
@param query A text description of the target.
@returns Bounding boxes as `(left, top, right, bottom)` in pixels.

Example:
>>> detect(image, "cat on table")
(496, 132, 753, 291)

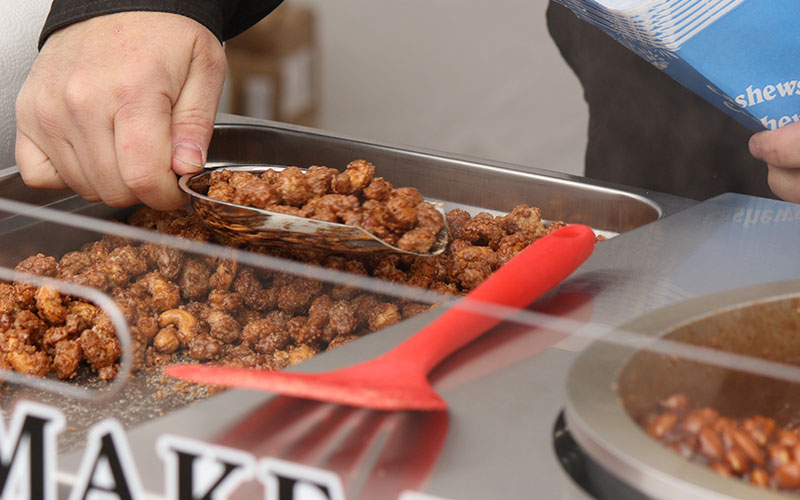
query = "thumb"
(171, 41, 227, 176)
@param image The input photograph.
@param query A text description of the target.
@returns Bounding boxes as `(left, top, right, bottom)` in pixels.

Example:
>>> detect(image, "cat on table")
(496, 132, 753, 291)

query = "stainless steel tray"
(0, 116, 688, 497)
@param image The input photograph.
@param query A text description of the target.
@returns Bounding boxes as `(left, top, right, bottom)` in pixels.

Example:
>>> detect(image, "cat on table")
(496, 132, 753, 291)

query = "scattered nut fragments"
(205, 160, 445, 253)
(643, 391, 800, 493)
(0, 185, 596, 383)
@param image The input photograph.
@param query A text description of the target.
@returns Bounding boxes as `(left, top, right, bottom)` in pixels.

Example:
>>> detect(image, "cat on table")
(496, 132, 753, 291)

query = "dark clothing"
(546, 2, 774, 200)
(39, 0, 283, 49)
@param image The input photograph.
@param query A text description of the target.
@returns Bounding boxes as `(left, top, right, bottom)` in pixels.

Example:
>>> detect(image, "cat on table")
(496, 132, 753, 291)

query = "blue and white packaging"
(555, 0, 800, 131)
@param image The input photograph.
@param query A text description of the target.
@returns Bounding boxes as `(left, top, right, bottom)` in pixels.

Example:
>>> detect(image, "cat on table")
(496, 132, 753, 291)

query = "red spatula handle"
(382, 224, 596, 373)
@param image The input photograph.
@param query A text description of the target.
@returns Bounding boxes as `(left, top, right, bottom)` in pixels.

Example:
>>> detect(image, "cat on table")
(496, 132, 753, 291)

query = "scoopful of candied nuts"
(205, 160, 445, 254)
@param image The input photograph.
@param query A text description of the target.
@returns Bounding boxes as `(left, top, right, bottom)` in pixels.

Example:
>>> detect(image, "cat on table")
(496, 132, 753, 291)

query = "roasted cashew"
(158, 309, 200, 345)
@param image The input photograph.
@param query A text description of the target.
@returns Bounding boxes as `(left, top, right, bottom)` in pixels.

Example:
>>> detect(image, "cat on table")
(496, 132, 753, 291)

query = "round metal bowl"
(565, 280, 800, 500)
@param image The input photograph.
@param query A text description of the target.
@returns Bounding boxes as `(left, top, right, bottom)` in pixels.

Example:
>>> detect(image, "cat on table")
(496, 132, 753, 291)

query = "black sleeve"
(39, 0, 283, 49)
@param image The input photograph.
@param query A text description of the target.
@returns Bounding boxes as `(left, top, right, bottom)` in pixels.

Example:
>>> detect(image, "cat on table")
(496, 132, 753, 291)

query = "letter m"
(0, 402, 64, 500)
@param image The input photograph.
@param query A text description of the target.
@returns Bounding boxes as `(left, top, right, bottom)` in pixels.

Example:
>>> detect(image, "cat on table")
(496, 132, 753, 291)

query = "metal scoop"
(178, 165, 448, 256)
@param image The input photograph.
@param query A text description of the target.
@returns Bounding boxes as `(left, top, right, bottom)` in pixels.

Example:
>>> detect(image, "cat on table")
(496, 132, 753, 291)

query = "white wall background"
(294, 0, 589, 176)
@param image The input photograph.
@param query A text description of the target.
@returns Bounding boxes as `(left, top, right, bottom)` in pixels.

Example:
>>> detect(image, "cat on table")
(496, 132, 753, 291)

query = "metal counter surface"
(55, 192, 800, 500)
(10, 117, 788, 499)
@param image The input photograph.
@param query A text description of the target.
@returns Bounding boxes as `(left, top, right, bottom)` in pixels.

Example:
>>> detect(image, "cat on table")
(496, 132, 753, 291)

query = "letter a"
(69, 420, 144, 500)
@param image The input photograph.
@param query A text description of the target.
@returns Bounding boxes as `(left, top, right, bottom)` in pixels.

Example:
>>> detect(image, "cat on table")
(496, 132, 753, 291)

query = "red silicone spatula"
(166, 224, 596, 410)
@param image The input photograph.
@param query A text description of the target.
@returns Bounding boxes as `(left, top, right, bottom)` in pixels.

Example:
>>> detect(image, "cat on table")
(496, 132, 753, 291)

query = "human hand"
(749, 122, 800, 203)
(15, 11, 227, 210)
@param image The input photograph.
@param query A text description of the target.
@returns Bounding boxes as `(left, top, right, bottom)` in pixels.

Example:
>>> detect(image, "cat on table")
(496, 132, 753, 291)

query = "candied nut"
(415, 202, 444, 234)
(774, 462, 800, 490)
(305, 165, 337, 198)
(327, 334, 357, 350)
(749, 468, 770, 488)
(53, 340, 82, 379)
(209, 259, 238, 291)
(79, 326, 120, 374)
(158, 309, 201, 346)
(15, 253, 58, 277)
(328, 300, 357, 337)
(699, 426, 724, 461)
(57, 251, 93, 279)
(140, 272, 181, 312)
(460, 214, 504, 249)
(13, 281, 37, 309)
(287, 344, 318, 366)
(35, 286, 67, 325)
(307, 294, 332, 330)
(730, 428, 765, 466)
(68, 301, 100, 329)
(135, 314, 159, 344)
(342, 159, 375, 192)
(188, 334, 221, 361)
(276, 276, 323, 315)
(743, 415, 776, 447)
(647, 412, 678, 440)
(141, 243, 184, 281)
(208, 290, 244, 312)
(3, 337, 50, 377)
(178, 258, 212, 300)
(682, 413, 707, 435)
(233, 268, 276, 311)
(208, 182, 236, 203)
(710, 461, 733, 478)
(254, 330, 290, 355)
(406, 258, 435, 289)
(276, 167, 311, 206)
(287, 316, 323, 346)
(396, 228, 437, 254)
(101, 261, 130, 288)
(13, 310, 47, 344)
(446, 208, 472, 240)
(205, 310, 241, 344)
(449, 246, 498, 291)
(362, 176, 393, 201)
(153, 327, 180, 354)
(107, 246, 148, 278)
(713, 416, 735, 434)
(229, 171, 257, 190)
(724, 448, 751, 475)
(500, 205, 546, 236)
(768, 444, 791, 468)
(236, 177, 279, 208)
(778, 429, 799, 448)
(71, 265, 110, 291)
(242, 312, 291, 353)
(367, 302, 401, 332)
(660, 393, 689, 413)
(385, 194, 417, 232)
